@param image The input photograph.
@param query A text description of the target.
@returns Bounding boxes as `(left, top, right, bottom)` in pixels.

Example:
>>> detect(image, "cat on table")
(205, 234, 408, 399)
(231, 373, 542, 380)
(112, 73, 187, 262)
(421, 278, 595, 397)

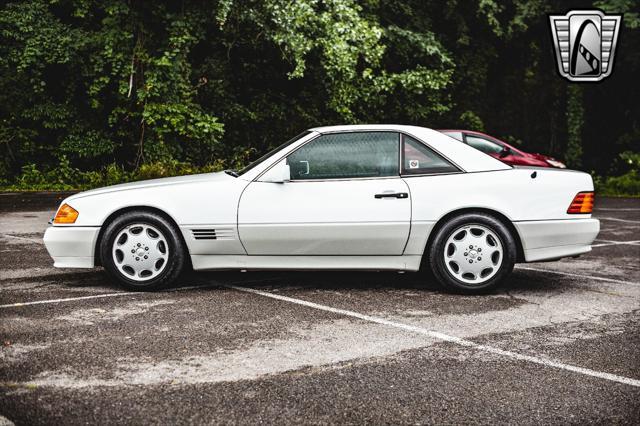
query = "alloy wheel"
(443, 224, 504, 285)
(111, 223, 169, 281)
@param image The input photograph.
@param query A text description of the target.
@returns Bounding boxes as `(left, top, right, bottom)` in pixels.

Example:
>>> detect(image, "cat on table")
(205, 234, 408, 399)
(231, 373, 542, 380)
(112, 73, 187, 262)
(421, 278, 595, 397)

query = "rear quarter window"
(402, 135, 459, 175)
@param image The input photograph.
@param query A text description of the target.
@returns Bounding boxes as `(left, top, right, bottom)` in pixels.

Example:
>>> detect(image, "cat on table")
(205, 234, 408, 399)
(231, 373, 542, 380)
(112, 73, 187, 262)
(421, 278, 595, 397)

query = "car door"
(237, 131, 411, 255)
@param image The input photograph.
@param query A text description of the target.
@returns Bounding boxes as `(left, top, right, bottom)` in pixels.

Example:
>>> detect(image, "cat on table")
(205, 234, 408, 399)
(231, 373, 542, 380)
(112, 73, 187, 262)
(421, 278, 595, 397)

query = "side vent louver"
(192, 229, 217, 240)
(190, 227, 234, 241)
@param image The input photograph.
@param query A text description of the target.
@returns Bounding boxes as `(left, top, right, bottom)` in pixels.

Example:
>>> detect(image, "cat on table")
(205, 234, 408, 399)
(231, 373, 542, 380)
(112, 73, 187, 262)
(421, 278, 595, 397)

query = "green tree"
(0, 0, 638, 190)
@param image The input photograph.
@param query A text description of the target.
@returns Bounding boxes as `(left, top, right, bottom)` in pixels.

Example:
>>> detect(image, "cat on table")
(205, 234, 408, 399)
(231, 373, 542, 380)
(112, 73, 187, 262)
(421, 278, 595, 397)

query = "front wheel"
(100, 211, 187, 291)
(428, 213, 516, 294)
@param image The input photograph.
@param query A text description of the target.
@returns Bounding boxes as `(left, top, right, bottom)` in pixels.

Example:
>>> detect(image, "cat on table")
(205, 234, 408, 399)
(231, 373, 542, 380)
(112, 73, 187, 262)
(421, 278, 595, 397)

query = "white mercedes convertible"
(44, 125, 599, 293)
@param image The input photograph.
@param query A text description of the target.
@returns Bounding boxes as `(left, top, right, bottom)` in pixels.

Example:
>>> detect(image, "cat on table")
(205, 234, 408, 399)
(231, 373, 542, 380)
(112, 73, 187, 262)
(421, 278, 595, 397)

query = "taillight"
(567, 192, 594, 214)
(53, 203, 79, 224)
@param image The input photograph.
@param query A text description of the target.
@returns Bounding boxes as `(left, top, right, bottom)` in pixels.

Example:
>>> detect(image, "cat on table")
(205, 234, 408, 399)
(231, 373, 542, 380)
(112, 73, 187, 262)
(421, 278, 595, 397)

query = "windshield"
(237, 130, 312, 176)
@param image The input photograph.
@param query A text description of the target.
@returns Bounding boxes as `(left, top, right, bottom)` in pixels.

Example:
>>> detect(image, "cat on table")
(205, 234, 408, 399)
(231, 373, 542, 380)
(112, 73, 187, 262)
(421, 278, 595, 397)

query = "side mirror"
(499, 146, 511, 158)
(260, 160, 290, 183)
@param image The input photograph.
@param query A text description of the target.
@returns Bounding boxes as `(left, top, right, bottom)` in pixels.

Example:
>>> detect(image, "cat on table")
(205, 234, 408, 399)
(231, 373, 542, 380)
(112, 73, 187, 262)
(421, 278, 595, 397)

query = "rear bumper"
(514, 218, 600, 262)
(43, 226, 100, 268)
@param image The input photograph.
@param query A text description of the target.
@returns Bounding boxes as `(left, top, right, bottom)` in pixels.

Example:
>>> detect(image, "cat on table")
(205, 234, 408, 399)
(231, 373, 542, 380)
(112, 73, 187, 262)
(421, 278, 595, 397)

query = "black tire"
(100, 211, 187, 291)
(428, 213, 516, 294)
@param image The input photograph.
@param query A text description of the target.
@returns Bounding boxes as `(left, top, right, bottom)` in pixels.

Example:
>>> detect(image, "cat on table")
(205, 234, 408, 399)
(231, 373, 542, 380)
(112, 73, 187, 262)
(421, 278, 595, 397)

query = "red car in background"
(438, 130, 566, 168)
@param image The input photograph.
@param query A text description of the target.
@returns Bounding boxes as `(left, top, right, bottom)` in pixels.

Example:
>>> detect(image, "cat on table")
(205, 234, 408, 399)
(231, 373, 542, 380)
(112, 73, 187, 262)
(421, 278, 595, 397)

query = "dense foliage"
(0, 0, 638, 192)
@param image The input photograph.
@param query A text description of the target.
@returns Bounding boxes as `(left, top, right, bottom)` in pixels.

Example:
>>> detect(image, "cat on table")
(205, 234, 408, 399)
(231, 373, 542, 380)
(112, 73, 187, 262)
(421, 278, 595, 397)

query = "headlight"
(53, 203, 79, 224)
(546, 159, 566, 168)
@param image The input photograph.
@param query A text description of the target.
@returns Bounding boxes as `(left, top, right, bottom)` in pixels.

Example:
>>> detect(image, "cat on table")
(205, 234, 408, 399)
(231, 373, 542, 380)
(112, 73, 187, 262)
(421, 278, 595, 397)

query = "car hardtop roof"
(302, 124, 511, 173)
(309, 124, 431, 134)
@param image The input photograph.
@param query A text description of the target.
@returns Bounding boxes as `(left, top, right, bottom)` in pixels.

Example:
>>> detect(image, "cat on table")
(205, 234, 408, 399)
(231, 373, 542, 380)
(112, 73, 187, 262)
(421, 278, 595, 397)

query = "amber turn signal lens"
(567, 192, 594, 214)
(54, 203, 79, 224)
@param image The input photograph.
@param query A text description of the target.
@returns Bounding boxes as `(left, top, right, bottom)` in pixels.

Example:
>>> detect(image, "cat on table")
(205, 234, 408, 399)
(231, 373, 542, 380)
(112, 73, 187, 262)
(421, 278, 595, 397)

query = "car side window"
(402, 135, 458, 175)
(465, 135, 504, 155)
(287, 132, 399, 180)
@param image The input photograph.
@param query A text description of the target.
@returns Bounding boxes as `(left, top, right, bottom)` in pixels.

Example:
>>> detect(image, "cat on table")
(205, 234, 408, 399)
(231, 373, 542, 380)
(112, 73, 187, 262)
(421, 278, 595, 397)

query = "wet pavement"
(0, 193, 638, 424)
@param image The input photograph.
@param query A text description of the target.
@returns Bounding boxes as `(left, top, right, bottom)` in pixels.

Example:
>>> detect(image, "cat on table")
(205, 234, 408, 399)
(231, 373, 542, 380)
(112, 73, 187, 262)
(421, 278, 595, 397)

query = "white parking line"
(227, 285, 640, 388)
(0, 292, 137, 309)
(592, 242, 639, 248)
(598, 217, 640, 224)
(1, 234, 43, 244)
(0, 281, 229, 309)
(0, 278, 274, 310)
(592, 239, 640, 248)
(515, 266, 640, 286)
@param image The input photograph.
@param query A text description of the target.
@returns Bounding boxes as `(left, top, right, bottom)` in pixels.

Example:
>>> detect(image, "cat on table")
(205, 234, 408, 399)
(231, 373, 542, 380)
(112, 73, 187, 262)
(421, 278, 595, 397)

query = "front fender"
(52, 178, 249, 228)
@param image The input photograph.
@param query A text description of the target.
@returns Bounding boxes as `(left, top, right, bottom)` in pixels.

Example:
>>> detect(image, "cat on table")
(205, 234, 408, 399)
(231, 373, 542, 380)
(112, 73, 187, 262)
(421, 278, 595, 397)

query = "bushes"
(1, 157, 226, 191)
(3, 150, 639, 196)
(593, 151, 640, 197)
(594, 171, 640, 197)
(0, 143, 253, 191)
(5, 161, 639, 197)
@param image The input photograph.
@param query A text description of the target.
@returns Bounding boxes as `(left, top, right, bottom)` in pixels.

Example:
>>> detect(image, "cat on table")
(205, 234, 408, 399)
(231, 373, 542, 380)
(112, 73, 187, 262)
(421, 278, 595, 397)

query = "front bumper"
(514, 218, 600, 262)
(43, 226, 100, 268)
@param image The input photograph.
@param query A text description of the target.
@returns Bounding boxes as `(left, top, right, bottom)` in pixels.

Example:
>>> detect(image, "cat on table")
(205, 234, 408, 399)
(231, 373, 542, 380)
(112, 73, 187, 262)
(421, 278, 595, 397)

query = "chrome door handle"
(374, 192, 408, 199)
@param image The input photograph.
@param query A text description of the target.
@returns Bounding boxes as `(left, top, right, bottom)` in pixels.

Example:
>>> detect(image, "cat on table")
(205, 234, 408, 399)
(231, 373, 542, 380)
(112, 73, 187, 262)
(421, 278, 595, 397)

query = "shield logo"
(549, 10, 622, 82)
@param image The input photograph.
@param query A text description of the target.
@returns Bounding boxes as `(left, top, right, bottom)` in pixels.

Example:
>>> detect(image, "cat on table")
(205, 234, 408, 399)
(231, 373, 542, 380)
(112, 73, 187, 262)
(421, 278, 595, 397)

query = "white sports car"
(43, 125, 599, 293)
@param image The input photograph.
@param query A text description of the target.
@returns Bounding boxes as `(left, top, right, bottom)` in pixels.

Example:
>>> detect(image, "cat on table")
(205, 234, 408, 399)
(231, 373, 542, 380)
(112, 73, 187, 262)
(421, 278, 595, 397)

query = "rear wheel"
(100, 211, 186, 291)
(428, 213, 516, 294)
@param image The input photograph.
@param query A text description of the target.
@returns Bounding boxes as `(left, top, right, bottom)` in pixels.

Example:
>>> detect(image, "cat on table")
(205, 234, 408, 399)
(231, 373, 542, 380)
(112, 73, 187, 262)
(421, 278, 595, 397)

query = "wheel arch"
(94, 206, 189, 267)
(422, 207, 525, 265)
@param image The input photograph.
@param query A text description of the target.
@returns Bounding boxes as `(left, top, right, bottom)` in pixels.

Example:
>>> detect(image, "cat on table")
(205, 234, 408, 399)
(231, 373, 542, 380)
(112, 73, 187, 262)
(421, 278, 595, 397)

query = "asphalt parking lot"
(0, 193, 639, 425)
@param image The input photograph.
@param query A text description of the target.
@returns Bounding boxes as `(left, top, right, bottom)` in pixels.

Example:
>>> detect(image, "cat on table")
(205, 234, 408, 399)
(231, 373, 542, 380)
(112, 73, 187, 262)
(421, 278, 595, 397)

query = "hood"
(529, 152, 567, 168)
(67, 171, 231, 201)
(530, 152, 553, 161)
